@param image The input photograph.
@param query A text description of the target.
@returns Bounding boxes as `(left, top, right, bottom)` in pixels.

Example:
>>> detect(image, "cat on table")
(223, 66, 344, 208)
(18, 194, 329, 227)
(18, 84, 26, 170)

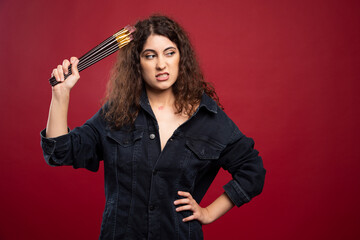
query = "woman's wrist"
(51, 86, 70, 103)
(201, 193, 235, 225)
(201, 207, 214, 225)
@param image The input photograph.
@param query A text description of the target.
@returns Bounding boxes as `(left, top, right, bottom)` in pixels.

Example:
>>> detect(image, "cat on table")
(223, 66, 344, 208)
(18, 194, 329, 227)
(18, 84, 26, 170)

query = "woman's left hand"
(174, 191, 213, 225)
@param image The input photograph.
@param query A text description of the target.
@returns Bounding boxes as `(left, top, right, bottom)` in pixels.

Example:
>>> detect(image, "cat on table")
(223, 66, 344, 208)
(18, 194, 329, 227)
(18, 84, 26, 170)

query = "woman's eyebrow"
(142, 49, 156, 54)
(164, 46, 176, 51)
(142, 46, 177, 55)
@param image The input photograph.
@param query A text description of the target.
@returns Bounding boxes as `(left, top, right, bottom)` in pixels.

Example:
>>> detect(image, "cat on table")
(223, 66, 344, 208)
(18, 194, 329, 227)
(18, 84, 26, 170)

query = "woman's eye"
(145, 54, 155, 59)
(166, 51, 175, 56)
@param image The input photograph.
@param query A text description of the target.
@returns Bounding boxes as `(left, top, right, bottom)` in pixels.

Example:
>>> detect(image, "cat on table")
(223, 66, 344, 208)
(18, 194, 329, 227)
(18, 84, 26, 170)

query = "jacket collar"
(139, 89, 155, 118)
(139, 89, 218, 117)
(198, 93, 218, 114)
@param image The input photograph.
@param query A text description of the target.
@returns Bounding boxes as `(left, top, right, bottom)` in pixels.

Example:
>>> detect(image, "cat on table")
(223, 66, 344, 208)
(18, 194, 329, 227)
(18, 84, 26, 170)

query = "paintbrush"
(49, 25, 135, 86)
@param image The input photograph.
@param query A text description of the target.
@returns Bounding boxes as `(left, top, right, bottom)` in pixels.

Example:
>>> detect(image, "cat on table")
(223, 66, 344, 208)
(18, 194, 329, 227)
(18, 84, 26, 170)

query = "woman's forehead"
(142, 34, 177, 52)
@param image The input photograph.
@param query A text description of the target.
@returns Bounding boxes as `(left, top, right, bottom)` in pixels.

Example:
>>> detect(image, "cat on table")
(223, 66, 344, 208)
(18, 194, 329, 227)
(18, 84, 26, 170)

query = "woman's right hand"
(51, 56, 80, 93)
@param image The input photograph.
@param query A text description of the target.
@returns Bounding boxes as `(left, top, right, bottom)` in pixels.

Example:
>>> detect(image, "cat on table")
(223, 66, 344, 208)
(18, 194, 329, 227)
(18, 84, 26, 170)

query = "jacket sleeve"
(40, 110, 104, 172)
(220, 127, 266, 207)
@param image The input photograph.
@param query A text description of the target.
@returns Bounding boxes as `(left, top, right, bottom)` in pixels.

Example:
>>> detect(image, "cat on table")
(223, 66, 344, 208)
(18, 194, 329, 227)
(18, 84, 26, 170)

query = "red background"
(1, 0, 359, 239)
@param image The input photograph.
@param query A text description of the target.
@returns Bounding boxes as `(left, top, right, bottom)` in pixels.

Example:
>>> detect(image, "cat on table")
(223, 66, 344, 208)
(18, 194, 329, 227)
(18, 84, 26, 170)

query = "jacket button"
(149, 133, 156, 140)
(149, 205, 156, 211)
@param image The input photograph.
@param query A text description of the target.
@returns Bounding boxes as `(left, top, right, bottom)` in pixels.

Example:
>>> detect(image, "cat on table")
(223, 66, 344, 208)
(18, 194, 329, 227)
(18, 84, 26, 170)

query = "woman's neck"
(146, 87, 175, 109)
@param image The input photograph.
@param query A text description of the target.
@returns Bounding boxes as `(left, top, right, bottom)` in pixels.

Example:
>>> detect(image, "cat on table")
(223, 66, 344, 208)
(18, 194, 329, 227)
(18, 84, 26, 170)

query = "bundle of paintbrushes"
(49, 25, 135, 86)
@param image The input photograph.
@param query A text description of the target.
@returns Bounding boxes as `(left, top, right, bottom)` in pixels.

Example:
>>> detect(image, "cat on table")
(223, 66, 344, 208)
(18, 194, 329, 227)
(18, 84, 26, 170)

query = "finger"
(175, 205, 193, 212)
(174, 198, 190, 205)
(52, 69, 60, 82)
(178, 191, 192, 198)
(70, 57, 80, 77)
(57, 65, 64, 81)
(62, 59, 70, 75)
(182, 214, 196, 222)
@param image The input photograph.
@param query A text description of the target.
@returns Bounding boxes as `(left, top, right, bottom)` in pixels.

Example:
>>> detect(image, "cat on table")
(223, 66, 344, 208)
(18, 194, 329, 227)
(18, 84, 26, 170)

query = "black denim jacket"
(41, 93, 265, 240)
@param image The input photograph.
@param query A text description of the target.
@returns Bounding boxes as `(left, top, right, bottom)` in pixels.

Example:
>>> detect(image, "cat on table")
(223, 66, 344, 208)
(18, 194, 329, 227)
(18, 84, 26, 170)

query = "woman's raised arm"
(46, 57, 80, 138)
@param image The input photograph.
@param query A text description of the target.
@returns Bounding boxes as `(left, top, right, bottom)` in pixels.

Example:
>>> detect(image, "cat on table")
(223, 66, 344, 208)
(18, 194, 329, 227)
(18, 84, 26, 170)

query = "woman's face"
(140, 34, 180, 93)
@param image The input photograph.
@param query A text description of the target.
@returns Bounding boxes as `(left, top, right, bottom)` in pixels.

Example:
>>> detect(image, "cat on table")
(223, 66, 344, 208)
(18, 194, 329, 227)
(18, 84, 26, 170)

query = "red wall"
(1, 0, 359, 239)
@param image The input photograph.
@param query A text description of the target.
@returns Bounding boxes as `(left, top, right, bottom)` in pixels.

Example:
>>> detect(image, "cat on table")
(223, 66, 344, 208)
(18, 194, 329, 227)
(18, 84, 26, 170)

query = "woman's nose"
(156, 56, 166, 70)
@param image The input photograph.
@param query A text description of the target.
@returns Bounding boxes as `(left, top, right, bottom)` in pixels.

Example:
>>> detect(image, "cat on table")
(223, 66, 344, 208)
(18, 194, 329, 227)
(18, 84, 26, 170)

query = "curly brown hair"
(103, 15, 221, 129)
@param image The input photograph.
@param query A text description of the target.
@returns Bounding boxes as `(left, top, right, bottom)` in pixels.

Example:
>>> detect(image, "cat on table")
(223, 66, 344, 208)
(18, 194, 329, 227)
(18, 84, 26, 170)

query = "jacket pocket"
(185, 136, 225, 160)
(107, 129, 143, 147)
(106, 129, 144, 167)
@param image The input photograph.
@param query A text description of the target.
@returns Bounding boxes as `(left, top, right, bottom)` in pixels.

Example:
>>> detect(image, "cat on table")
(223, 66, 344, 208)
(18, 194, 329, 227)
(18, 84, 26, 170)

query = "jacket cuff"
(223, 180, 251, 207)
(40, 128, 70, 165)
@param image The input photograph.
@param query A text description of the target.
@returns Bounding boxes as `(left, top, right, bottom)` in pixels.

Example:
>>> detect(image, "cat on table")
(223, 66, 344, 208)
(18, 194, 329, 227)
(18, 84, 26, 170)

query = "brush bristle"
(124, 25, 136, 34)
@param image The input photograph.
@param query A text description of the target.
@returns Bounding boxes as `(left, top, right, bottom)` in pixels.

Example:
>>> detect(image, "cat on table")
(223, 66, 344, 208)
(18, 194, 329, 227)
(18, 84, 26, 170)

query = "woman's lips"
(155, 72, 169, 81)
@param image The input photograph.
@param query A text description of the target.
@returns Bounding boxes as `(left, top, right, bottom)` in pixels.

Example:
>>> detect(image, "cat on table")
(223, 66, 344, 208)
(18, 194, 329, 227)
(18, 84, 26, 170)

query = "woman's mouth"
(156, 72, 169, 81)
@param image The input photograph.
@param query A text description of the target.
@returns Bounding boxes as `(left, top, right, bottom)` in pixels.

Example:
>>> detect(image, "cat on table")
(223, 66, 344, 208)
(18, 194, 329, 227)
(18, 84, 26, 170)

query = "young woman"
(42, 15, 266, 239)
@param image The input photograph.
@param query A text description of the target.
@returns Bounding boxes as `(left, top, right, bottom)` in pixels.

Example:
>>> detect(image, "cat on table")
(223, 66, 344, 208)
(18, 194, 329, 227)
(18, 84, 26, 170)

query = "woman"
(41, 15, 265, 239)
